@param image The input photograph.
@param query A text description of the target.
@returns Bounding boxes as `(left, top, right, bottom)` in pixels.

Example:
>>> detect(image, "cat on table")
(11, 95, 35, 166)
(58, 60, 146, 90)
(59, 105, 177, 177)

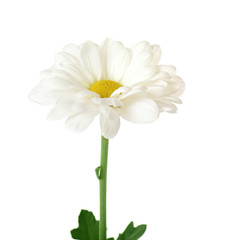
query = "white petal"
(100, 106, 120, 139)
(110, 86, 130, 98)
(156, 99, 178, 113)
(122, 41, 157, 86)
(150, 71, 169, 81)
(163, 96, 182, 104)
(81, 41, 102, 82)
(55, 52, 93, 87)
(63, 44, 81, 57)
(62, 44, 95, 85)
(28, 82, 73, 105)
(92, 97, 123, 107)
(146, 85, 165, 98)
(72, 88, 99, 99)
(119, 93, 159, 123)
(158, 65, 176, 75)
(132, 41, 152, 56)
(171, 76, 185, 97)
(42, 70, 86, 90)
(163, 76, 185, 97)
(139, 79, 168, 97)
(47, 93, 99, 120)
(63, 97, 99, 133)
(47, 106, 69, 120)
(150, 45, 161, 65)
(66, 112, 97, 132)
(101, 39, 131, 82)
(118, 85, 147, 100)
(100, 38, 112, 80)
(56, 44, 94, 86)
(47, 94, 77, 120)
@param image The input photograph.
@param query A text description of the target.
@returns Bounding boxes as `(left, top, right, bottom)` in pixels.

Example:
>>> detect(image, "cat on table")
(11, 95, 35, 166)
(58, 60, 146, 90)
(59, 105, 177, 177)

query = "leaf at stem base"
(117, 222, 147, 240)
(71, 210, 99, 240)
(70, 210, 146, 240)
(71, 210, 114, 240)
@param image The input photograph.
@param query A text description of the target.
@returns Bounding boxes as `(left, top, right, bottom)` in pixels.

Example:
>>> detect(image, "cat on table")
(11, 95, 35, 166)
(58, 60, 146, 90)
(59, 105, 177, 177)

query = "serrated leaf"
(117, 222, 147, 240)
(71, 210, 99, 240)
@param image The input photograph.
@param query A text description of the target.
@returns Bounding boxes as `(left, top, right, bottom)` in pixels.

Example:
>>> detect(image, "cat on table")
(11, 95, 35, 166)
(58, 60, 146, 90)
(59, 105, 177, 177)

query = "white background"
(0, 0, 225, 240)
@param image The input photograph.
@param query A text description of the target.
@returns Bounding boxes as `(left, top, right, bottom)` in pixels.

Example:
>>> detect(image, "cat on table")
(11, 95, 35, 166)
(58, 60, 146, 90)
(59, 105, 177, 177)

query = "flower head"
(29, 39, 185, 139)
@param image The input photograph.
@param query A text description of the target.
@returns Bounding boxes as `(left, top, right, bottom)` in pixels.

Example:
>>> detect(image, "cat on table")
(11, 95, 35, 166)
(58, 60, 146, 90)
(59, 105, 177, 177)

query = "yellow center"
(89, 80, 122, 98)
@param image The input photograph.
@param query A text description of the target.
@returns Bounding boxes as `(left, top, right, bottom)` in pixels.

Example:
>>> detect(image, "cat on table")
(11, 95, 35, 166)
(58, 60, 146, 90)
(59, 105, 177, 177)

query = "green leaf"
(107, 238, 114, 240)
(117, 222, 147, 240)
(71, 210, 99, 240)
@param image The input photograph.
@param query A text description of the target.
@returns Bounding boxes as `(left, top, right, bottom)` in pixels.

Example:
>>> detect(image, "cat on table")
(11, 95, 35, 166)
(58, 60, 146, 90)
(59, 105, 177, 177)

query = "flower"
(29, 39, 185, 139)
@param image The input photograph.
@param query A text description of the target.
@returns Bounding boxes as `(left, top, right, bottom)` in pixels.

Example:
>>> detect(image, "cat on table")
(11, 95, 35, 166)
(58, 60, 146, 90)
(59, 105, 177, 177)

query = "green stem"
(99, 136, 109, 240)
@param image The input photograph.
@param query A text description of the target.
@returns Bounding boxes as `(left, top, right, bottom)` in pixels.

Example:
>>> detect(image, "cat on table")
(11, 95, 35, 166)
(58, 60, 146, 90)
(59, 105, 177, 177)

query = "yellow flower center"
(89, 80, 122, 98)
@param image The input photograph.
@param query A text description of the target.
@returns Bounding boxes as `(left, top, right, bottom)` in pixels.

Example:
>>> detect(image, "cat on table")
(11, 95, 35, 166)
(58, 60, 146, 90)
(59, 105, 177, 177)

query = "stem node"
(95, 166, 102, 180)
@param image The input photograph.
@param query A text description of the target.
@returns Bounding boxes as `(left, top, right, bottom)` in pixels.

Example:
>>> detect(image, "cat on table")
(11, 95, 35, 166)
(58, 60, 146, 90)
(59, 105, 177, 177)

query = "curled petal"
(163, 76, 185, 97)
(100, 106, 120, 139)
(158, 65, 176, 75)
(163, 96, 182, 104)
(110, 86, 130, 98)
(118, 85, 147, 100)
(156, 99, 178, 113)
(92, 97, 123, 107)
(119, 93, 159, 123)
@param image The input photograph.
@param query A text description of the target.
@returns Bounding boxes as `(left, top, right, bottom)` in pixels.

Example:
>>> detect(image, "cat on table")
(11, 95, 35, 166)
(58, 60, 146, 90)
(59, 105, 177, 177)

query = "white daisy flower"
(29, 39, 185, 139)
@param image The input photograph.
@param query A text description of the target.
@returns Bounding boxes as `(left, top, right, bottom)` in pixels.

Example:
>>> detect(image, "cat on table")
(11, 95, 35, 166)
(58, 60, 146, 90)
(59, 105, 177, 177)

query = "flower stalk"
(99, 136, 109, 240)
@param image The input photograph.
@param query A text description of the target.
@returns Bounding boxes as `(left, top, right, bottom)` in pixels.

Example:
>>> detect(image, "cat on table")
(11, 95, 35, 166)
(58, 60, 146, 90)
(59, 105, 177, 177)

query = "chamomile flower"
(29, 39, 184, 138)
